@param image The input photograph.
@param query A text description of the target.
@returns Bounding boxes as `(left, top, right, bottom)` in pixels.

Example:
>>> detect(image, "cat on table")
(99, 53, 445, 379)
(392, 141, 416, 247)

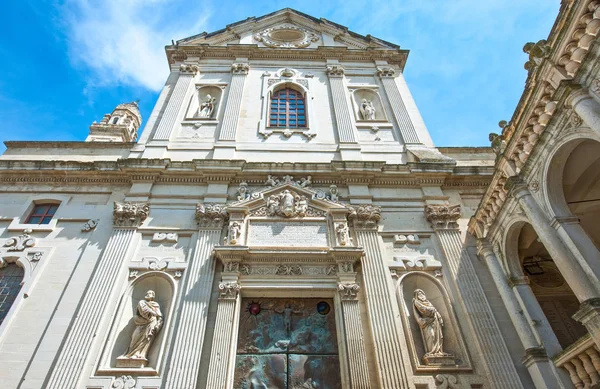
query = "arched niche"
(397, 272, 470, 371)
(100, 272, 176, 373)
(352, 89, 387, 122)
(0, 259, 24, 327)
(186, 85, 223, 119)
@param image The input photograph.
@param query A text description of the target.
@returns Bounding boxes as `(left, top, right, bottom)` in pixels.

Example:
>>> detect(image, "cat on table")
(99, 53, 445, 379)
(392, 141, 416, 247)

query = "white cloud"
(60, 0, 211, 91)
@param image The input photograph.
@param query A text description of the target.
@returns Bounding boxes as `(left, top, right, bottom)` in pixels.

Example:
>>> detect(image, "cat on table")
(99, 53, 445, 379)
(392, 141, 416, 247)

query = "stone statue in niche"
(413, 289, 453, 365)
(228, 221, 242, 245)
(336, 223, 350, 246)
(360, 99, 376, 120)
(197, 94, 216, 118)
(237, 181, 250, 201)
(117, 290, 163, 368)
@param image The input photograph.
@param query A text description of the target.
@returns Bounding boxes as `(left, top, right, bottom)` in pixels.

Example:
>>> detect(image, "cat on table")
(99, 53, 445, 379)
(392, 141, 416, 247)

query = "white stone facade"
(1, 5, 599, 389)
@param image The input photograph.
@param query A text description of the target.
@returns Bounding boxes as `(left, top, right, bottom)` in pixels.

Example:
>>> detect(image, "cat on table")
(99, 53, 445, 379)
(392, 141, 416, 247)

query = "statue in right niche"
(360, 98, 376, 120)
(413, 289, 450, 361)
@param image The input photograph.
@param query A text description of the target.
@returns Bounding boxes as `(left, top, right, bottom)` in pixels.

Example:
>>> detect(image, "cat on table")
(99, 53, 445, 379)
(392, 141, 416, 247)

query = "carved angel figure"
(295, 195, 308, 216)
(197, 94, 216, 118)
(413, 289, 446, 357)
(336, 223, 350, 246)
(360, 99, 376, 120)
(237, 182, 250, 201)
(120, 290, 163, 361)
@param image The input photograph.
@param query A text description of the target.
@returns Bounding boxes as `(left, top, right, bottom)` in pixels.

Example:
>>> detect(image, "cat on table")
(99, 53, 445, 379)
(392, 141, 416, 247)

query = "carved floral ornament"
(4, 229, 36, 251)
(347, 204, 382, 228)
(219, 281, 241, 299)
(179, 63, 200, 75)
(424, 204, 461, 230)
(231, 63, 250, 75)
(326, 64, 345, 77)
(111, 375, 136, 389)
(113, 201, 149, 227)
(376, 66, 396, 78)
(253, 26, 319, 48)
(338, 282, 360, 300)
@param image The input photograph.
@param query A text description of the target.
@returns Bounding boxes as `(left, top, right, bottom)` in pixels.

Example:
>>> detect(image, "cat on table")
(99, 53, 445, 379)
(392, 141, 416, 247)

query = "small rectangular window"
(25, 204, 58, 225)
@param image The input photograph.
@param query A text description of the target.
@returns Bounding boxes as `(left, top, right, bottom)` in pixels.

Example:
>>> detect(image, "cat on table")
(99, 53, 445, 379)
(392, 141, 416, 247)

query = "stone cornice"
(166, 45, 409, 71)
(3, 141, 135, 149)
(0, 158, 492, 188)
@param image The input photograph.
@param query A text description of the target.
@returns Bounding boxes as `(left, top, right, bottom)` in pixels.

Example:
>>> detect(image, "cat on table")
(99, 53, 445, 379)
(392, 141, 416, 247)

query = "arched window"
(112, 117, 120, 124)
(269, 88, 306, 128)
(0, 263, 24, 325)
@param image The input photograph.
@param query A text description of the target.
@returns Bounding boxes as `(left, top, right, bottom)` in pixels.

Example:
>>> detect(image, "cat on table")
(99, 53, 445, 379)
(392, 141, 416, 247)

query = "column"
(205, 281, 240, 389)
(505, 177, 600, 301)
(567, 86, 600, 135)
(553, 216, 600, 283)
(326, 65, 358, 143)
(377, 66, 421, 144)
(163, 204, 226, 389)
(46, 202, 148, 389)
(425, 204, 524, 389)
(153, 64, 199, 140)
(350, 205, 410, 389)
(478, 239, 570, 389)
(218, 63, 249, 141)
(337, 260, 371, 389)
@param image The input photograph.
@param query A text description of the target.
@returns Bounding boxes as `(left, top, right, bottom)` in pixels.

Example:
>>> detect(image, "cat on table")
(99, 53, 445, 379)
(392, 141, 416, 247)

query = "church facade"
(0, 4, 599, 389)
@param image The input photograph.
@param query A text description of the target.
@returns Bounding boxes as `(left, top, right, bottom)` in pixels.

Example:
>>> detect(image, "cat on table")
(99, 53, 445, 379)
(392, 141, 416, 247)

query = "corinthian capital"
(338, 282, 360, 300)
(231, 63, 250, 75)
(376, 66, 396, 78)
(113, 201, 150, 227)
(326, 64, 345, 77)
(424, 204, 461, 230)
(218, 281, 241, 299)
(347, 204, 381, 229)
(179, 64, 200, 75)
(195, 203, 229, 228)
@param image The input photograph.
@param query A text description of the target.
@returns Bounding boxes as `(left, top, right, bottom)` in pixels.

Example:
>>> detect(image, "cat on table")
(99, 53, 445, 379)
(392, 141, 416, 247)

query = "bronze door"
(233, 298, 341, 389)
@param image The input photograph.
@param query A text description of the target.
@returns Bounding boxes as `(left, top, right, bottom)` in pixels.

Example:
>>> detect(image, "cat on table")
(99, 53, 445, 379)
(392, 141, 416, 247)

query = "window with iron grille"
(25, 203, 59, 224)
(0, 263, 24, 325)
(269, 88, 307, 128)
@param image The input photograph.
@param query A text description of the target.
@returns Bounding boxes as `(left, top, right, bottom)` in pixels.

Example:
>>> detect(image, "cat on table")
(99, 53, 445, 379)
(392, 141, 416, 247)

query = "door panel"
(234, 298, 341, 389)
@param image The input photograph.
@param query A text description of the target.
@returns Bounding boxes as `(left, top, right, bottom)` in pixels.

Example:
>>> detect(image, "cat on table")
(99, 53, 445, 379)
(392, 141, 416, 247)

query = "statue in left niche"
(197, 94, 216, 118)
(117, 290, 163, 368)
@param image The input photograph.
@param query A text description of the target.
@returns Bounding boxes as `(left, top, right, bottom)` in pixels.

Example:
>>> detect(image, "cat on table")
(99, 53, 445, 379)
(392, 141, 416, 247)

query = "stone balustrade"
(553, 334, 600, 388)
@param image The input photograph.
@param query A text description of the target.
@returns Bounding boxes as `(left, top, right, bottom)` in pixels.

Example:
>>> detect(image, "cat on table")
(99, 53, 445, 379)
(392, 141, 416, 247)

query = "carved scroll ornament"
(4, 229, 36, 251)
(424, 204, 461, 230)
(219, 281, 241, 299)
(338, 282, 360, 300)
(347, 204, 381, 228)
(195, 203, 228, 227)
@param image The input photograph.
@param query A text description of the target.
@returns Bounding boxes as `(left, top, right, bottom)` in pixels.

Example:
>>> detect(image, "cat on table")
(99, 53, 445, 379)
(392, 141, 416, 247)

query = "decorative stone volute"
(195, 203, 229, 227)
(113, 201, 149, 227)
(347, 204, 381, 229)
(179, 63, 200, 75)
(338, 282, 360, 300)
(376, 66, 396, 78)
(218, 281, 241, 299)
(231, 63, 250, 75)
(326, 64, 345, 77)
(4, 228, 36, 251)
(424, 204, 461, 230)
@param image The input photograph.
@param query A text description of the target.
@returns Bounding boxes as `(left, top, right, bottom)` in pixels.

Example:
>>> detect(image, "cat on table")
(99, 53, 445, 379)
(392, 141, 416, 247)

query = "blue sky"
(0, 0, 559, 151)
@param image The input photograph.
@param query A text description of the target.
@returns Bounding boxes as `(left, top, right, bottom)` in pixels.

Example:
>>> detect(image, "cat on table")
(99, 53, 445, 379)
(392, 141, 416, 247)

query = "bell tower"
(86, 101, 142, 142)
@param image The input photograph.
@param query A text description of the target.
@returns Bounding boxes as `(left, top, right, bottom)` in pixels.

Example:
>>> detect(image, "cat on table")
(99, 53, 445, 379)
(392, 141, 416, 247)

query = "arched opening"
(111, 116, 120, 124)
(516, 223, 587, 348)
(269, 86, 307, 128)
(0, 263, 24, 325)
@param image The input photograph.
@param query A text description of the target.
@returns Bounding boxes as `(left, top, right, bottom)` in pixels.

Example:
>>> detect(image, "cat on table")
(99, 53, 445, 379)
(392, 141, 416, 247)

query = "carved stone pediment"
(232, 183, 347, 219)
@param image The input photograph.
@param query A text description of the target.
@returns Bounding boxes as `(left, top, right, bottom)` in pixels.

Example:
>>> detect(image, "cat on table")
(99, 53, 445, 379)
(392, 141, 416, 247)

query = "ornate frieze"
(376, 66, 396, 78)
(238, 263, 337, 276)
(179, 64, 200, 75)
(424, 204, 461, 230)
(326, 64, 345, 77)
(338, 282, 360, 300)
(195, 203, 228, 227)
(81, 219, 99, 232)
(218, 281, 241, 299)
(4, 228, 36, 251)
(263, 175, 312, 188)
(231, 63, 249, 75)
(224, 261, 240, 273)
(347, 204, 381, 228)
(113, 201, 149, 227)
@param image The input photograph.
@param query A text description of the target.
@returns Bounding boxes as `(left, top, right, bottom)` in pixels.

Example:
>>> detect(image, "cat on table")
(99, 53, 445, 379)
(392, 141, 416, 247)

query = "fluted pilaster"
(163, 228, 221, 389)
(153, 64, 199, 140)
(426, 205, 524, 389)
(377, 66, 421, 144)
(218, 63, 249, 141)
(46, 228, 136, 389)
(326, 65, 357, 143)
(205, 282, 240, 389)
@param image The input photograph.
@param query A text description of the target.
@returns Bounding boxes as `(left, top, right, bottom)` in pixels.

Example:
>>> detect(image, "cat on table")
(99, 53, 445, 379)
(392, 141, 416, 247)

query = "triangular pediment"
(228, 180, 348, 218)
(177, 8, 400, 50)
